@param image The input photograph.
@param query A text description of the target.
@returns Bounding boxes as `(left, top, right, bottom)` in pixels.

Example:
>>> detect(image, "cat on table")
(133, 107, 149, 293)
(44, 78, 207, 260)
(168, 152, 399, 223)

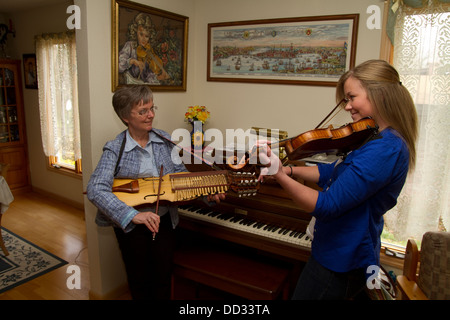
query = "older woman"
(87, 85, 185, 299)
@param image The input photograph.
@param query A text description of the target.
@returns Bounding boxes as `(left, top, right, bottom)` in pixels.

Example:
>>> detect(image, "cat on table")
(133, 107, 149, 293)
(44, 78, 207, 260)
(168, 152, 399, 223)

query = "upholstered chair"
(397, 231, 450, 300)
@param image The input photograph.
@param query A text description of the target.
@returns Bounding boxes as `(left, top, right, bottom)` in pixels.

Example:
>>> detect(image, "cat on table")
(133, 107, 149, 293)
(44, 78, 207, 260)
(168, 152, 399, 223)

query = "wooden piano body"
(172, 161, 314, 300)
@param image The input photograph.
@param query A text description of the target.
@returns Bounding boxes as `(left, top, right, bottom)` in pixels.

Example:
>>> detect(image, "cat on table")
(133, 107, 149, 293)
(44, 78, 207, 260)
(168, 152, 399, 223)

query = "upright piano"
(173, 160, 315, 299)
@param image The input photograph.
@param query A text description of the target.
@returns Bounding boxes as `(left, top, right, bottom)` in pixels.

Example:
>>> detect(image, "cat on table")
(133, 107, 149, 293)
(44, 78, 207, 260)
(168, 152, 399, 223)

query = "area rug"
(0, 227, 67, 294)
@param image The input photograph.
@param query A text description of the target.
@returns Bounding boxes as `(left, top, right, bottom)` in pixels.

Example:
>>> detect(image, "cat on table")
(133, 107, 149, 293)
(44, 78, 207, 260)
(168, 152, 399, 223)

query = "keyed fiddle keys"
(170, 171, 229, 201)
(112, 170, 259, 207)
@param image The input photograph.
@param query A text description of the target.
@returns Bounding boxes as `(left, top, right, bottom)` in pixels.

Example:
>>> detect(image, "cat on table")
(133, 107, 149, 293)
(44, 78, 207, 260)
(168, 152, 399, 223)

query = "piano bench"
(172, 246, 291, 300)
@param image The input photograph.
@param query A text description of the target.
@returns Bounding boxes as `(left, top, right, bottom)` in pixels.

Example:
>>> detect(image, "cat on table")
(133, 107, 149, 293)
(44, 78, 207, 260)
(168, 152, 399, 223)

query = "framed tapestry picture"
(112, 0, 189, 91)
(208, 14, 359, 87)
(23, 54, 38, 89)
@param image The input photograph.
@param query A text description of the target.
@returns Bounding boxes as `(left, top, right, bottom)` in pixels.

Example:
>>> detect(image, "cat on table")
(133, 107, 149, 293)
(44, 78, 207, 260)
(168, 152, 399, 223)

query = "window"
(35, 31, 82, 174)
(381, 0, 449, 249)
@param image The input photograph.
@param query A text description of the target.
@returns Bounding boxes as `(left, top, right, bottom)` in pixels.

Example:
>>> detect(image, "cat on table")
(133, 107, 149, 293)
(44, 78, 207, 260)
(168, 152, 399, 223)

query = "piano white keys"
(178, 204, 311, 248)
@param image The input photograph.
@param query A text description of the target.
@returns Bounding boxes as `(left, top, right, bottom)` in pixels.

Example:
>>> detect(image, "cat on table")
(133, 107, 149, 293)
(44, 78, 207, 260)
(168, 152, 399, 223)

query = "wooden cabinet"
(0, 59, 30, 193)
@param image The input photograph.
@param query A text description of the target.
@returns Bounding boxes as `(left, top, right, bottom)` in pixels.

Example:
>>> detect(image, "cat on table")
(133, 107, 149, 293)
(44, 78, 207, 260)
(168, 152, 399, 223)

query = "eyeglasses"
(340, 97, 350, 108)
(132, 106, 158, 117)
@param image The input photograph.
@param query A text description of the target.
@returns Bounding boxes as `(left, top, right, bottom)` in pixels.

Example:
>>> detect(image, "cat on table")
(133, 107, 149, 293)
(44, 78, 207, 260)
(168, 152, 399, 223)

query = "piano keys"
(173, 160, 315, 299)
(178, 203, 312, 249)
(176, 170, 314, 262)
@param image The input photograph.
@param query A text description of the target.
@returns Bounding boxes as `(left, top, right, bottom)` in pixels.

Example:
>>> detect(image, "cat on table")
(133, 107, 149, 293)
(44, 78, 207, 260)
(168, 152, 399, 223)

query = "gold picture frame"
(208, 14, 358, 87)
(112, 0, 189, 91)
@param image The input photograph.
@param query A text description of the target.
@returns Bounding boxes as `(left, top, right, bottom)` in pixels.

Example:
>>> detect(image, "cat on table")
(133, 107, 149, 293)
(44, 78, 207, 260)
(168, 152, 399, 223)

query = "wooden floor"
(0, 192, 130, 300)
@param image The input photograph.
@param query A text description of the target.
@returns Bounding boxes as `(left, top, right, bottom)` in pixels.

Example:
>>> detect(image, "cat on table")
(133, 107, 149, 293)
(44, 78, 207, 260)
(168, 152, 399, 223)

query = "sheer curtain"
(384, 0, 450, 244)
(35, 31, 81, 166)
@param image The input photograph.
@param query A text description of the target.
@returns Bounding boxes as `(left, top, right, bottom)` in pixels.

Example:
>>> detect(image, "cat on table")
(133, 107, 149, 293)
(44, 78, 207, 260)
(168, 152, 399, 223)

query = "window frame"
(47, 156, 82, 178)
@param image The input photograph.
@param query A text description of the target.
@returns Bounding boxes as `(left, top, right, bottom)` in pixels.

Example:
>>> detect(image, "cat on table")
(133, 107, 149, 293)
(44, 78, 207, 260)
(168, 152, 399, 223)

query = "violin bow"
(262, 98, 348, 164)
(262, 98, 349, 151)
(153, 165, 164, 241)
(151, 129, 223, 171)
(315, 98, 349, 129)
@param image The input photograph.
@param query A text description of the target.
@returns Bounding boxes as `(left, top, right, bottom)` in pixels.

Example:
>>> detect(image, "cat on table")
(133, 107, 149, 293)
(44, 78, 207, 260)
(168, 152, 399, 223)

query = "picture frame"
(208, 14, 359, 87)
(112, 0, 189, 91)
(23, 54, 38, 89)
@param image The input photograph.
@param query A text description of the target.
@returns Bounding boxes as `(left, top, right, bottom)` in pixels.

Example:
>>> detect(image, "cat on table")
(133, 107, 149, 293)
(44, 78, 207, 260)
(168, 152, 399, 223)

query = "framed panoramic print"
(112, 0, 189, 91)
(207, 14, 359, 87)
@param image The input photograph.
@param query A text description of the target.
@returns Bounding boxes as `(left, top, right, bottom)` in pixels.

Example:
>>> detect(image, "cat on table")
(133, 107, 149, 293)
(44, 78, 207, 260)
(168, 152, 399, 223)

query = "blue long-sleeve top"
(86, 129, 187, 233)
(311, 128, 409, 273)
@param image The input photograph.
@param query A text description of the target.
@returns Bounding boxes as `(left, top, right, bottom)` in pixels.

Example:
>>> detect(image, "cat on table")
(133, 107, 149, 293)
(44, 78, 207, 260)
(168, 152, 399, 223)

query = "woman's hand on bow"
(132, 211, 160, 234)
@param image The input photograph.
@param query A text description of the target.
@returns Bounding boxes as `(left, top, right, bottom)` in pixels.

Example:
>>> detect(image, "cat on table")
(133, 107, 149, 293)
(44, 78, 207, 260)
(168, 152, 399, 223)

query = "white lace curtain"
(384, 0, 450, 244)
(35, 31, 81, 164)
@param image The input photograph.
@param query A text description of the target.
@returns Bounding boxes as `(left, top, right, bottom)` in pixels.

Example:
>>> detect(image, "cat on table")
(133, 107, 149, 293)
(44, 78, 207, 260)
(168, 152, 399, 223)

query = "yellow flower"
(184, 105, 210, 124)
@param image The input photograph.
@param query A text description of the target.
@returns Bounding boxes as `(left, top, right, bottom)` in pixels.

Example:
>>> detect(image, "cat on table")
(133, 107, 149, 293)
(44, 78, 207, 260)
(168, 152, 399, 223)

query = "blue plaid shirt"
(86, 129, 186, 233)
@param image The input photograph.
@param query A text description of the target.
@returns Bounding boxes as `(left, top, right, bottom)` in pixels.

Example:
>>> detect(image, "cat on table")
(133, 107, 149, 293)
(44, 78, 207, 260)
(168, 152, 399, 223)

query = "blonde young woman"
(259, 60, 418, 299)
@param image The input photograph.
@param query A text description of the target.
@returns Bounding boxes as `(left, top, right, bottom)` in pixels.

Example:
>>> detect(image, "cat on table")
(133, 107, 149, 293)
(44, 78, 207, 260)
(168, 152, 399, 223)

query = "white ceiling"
(0, 0, 69, 14)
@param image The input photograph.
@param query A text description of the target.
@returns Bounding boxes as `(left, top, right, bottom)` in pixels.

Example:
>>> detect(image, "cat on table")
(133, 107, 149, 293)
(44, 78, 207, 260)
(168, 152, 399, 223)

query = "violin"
(283, 98, 378, 159)
(136, 44, 156, 65)
(282, 117, 378, 160)
(226, 98, 379, 171)
(136, 44, 169, 80)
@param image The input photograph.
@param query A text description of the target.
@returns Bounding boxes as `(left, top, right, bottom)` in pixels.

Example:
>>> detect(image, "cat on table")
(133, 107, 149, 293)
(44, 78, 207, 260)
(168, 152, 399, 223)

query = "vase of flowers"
(184, 105, 210, 148)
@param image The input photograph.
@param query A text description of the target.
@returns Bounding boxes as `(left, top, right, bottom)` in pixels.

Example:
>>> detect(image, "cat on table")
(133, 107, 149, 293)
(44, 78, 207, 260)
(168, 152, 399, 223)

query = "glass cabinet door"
(0, 59, 30, 191)
(0, 66, 22, 145)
